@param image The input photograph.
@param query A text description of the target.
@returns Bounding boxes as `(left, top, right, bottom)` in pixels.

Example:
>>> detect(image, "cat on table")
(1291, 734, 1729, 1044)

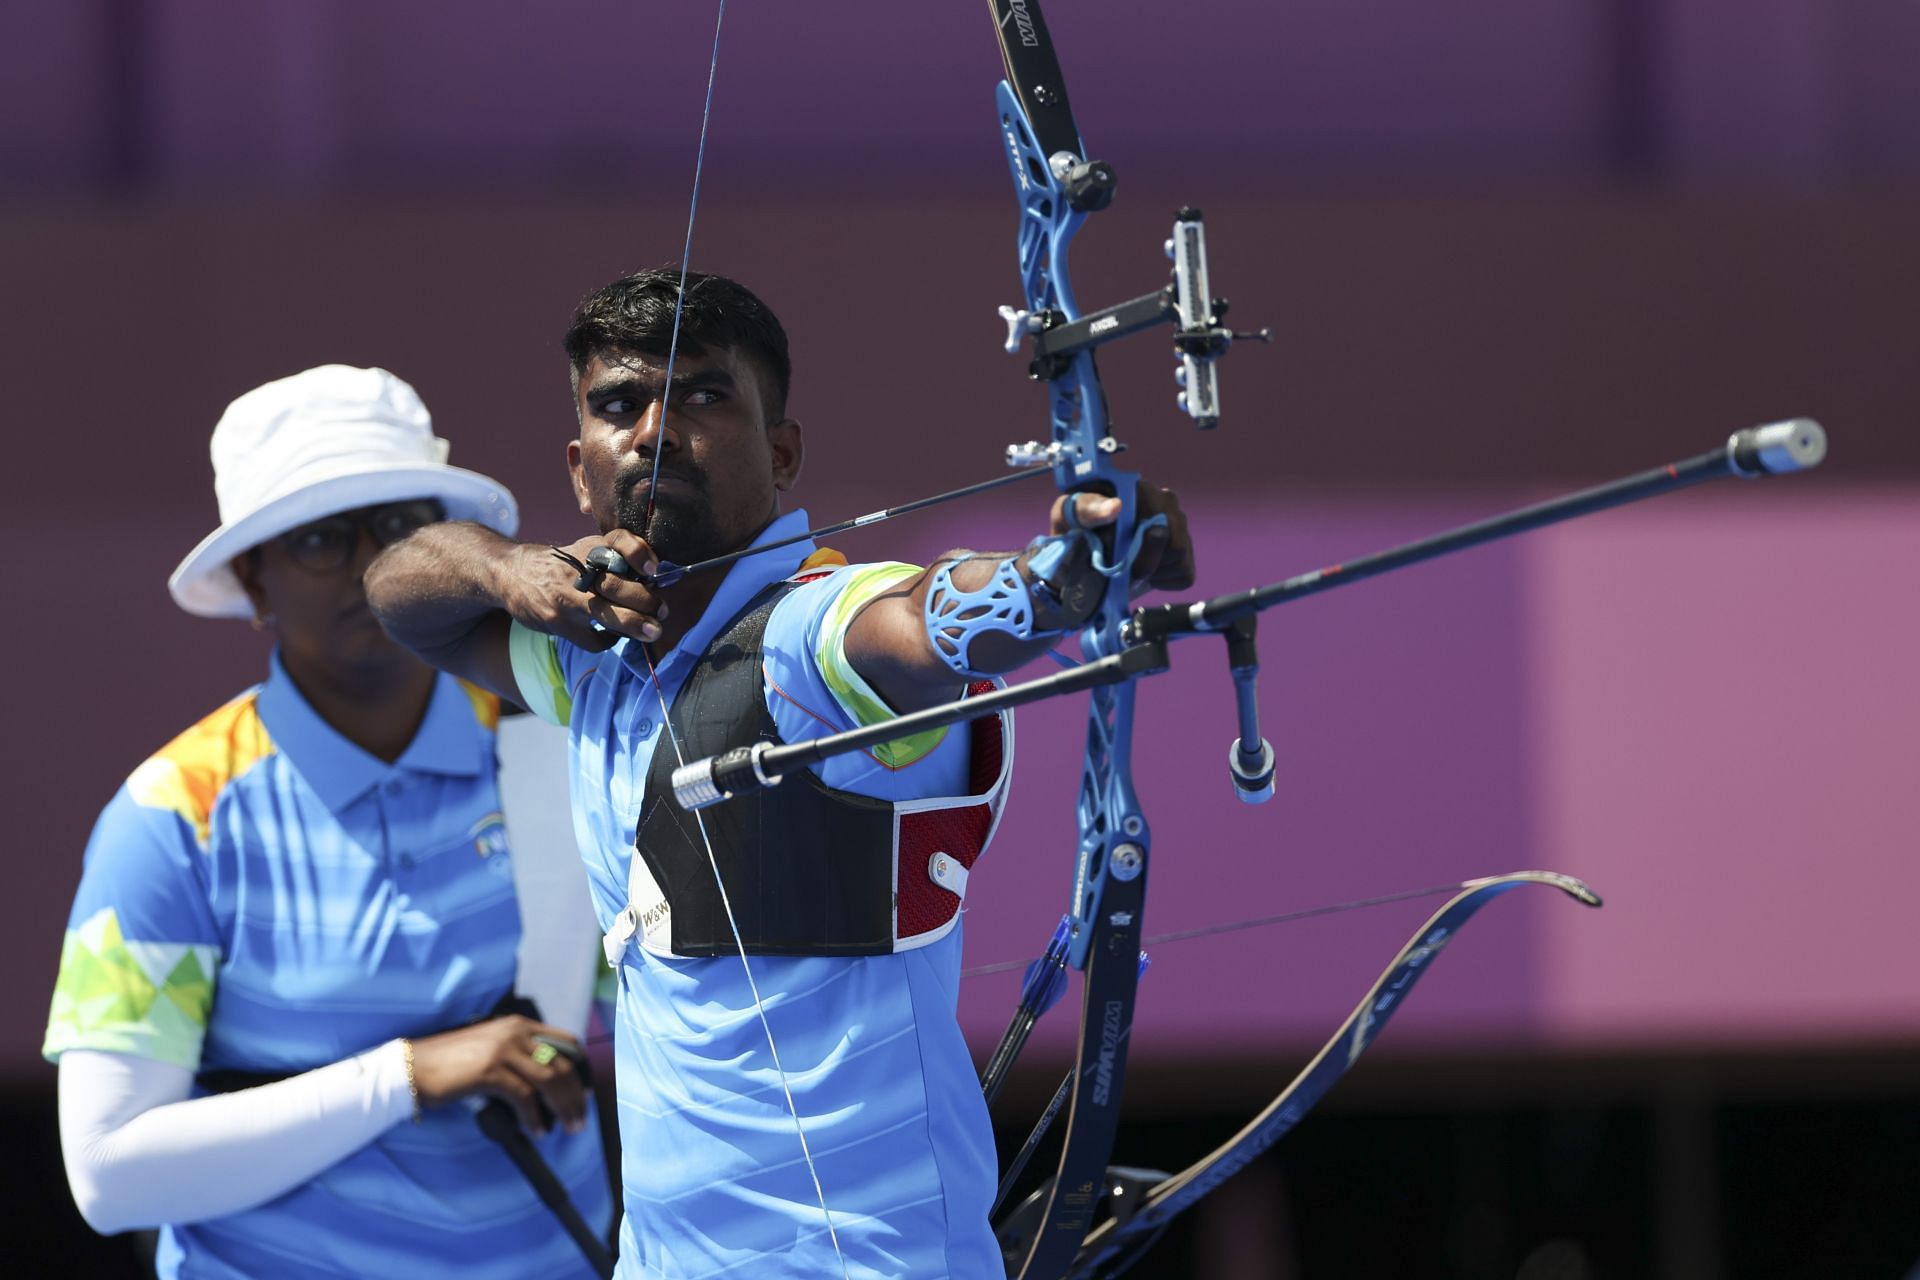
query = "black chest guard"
(633, 581, 1009, 958)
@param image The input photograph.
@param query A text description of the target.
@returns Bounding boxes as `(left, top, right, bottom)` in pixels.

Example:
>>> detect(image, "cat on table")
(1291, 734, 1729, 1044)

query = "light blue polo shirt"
(509, 508, 1005, 1280)
(45, 657, 612, 1280)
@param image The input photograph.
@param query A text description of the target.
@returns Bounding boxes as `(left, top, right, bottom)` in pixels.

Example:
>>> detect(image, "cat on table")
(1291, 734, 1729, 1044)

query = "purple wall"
(0, 1, 1912, 1083)
(2, 187, 1912, 1080)
(943, 497, 1545, 1065)
(7, 1, 1920, 192)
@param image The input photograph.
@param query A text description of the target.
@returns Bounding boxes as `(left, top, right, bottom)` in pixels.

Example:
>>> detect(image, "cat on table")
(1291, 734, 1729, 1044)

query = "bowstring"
(638, 2, 848, 1273)
(636, 650, 847, 1272)
(642, 0, 723, 534)
(582, 879, 1501, 1045)
(958, 880, 1482, 979)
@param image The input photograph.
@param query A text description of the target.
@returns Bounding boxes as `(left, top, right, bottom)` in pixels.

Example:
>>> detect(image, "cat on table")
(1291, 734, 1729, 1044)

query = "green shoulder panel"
(44, 907, 217, 1069)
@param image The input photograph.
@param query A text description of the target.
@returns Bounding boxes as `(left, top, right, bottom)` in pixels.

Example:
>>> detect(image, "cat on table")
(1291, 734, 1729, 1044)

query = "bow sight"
(999, 207, 1274, 430)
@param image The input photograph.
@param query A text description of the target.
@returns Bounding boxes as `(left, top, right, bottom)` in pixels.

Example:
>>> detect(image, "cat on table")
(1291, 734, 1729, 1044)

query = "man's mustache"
(617, 464, 707, 504)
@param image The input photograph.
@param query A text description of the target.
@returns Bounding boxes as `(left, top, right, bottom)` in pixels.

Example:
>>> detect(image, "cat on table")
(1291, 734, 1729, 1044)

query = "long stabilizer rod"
(1175, 418, 1825, 633)
(672, 420, 1826, 811)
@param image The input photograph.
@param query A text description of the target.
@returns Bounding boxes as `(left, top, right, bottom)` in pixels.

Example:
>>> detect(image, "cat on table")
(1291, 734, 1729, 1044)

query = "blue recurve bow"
(656, 3, 1827, 1275)
(983, 2, 1179, 1274)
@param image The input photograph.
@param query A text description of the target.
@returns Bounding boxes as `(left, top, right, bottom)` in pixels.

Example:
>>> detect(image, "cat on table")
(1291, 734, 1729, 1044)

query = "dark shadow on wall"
(14, 1054, 1920, 1277)
(4, 1086, 149, 1279)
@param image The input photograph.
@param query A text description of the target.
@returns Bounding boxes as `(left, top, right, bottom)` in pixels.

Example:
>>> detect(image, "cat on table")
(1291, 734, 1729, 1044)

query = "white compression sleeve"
(58, 1042, 415, 1234)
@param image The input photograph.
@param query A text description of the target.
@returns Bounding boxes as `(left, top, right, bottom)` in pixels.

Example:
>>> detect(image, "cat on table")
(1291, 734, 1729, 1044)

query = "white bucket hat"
(168, 365, 520, 618)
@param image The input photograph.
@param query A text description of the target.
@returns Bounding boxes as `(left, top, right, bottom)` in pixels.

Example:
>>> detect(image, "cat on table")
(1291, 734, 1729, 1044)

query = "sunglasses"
(275, 499, 448, 573)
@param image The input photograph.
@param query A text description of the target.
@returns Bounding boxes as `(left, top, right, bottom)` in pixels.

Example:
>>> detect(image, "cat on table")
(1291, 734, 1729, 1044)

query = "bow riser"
(994, 59, 1149, 971)
(990, 6, 1160, 1274)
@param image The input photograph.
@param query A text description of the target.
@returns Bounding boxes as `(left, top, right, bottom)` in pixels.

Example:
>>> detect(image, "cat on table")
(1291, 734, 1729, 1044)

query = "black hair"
(562, 268, 792, 420)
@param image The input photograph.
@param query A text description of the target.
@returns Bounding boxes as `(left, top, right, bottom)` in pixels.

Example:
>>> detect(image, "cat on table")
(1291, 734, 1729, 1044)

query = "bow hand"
(1053, 484, 1194, 598)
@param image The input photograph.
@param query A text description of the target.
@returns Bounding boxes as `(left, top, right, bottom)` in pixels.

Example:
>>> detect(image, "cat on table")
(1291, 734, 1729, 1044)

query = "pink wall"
(1529, 494, 1920, 1046)
(948, 488, 1911, 1065)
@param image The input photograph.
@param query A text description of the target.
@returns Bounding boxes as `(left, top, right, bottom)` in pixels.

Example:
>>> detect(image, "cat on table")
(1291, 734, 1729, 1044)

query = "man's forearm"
(846, 486, 1191, 713)
(845, 539, 1104, 714)
(371, 524, 654, 695)
(365, 521, 520, 663)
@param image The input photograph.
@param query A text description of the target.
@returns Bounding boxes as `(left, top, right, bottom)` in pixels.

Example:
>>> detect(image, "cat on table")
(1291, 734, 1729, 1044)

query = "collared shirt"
(45, 656, 611, 1280)
(510, 509, 1004, 1280)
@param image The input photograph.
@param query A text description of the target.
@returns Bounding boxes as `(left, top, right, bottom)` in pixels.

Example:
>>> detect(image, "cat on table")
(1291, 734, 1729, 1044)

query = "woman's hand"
(408, 1015, 589, 1136)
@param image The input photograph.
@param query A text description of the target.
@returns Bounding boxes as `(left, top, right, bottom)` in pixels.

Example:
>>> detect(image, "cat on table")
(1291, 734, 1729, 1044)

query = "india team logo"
(469, 812, 512, 875)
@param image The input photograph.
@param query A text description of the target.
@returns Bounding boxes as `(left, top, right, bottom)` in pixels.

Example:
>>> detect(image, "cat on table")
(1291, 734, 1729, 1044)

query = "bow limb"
(1059, 871, 1604, 1279)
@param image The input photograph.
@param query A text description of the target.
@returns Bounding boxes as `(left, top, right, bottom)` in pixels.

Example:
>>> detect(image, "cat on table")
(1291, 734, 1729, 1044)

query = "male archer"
(367, 268, 1192, 1278)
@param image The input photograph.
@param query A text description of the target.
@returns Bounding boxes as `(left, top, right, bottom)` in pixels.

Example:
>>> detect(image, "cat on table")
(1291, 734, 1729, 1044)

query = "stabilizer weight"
(1730, 418, 1826, 476)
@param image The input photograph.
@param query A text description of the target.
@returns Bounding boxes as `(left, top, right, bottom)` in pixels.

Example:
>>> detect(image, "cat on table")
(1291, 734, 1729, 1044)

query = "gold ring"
(530, 1040, 560, 1067)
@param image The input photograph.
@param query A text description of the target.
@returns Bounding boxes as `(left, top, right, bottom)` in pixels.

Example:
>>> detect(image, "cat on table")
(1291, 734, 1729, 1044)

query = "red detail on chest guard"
(893, 681, 1009, 945)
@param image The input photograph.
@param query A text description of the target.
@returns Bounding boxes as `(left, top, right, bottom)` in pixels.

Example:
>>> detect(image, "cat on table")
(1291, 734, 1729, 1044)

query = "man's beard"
(614, 469, 726, 565)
